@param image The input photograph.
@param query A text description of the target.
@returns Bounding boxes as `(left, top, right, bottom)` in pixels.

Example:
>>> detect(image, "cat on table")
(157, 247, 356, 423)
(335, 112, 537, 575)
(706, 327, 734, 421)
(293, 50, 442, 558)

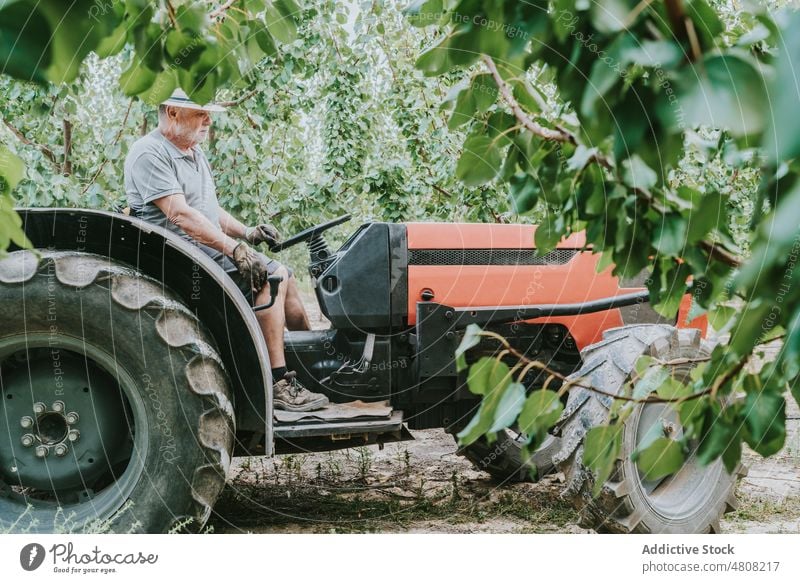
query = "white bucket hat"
(161, 88, 225, 112)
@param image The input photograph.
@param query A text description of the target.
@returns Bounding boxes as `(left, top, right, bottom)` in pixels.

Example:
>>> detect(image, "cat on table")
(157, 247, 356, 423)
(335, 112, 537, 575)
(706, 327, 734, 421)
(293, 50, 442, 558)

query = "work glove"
(245, 223, 280, 249)
(232, 242, 270, 293)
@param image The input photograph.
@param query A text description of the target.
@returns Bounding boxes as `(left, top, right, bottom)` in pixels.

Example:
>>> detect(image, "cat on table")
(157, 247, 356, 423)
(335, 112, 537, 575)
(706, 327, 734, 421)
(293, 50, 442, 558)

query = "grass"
(727, 490, 800, 525)
(207, 445, 579, 534)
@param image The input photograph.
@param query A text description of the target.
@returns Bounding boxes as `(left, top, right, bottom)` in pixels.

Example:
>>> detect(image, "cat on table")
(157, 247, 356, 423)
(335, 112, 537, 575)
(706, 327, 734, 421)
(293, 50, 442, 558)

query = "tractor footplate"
(273, 408, 410, 454)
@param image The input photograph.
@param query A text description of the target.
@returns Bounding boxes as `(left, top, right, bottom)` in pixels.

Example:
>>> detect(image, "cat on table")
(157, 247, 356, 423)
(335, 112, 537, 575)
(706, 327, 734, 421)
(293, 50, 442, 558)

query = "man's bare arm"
(153, 194, 240, 257)
(218, 207, 248, 239)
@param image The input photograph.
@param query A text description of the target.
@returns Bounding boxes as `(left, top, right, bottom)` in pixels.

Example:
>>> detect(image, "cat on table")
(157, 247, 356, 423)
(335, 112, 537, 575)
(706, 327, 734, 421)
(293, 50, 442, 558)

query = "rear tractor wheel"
(0, 250, 234, 533)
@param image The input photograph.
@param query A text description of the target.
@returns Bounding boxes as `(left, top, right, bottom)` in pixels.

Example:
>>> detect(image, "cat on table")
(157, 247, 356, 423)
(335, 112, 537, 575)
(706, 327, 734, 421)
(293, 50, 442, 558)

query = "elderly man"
(124, 89, 328, 412)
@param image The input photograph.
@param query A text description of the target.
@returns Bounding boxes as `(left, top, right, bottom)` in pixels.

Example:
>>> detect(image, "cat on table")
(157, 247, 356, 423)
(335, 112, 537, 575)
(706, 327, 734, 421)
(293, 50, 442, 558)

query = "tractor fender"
(15, 208, 273, 453)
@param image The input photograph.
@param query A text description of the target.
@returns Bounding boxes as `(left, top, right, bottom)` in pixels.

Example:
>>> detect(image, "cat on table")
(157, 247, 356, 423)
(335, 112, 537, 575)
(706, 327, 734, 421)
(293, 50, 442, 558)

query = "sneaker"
(273, 371, 329, 412)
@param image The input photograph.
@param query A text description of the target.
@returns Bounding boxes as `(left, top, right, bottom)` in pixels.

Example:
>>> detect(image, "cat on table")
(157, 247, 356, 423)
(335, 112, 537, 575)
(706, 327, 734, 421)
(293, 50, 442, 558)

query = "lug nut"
(54, 444, 68, 457)
(21, 434, 35, 447)
(20, 416, 34, 429)
(67, 429, 80, 442)
(32, 402, 46, 414)
(35, 445, 49, 458)
(52, 400, 65, 413)
(65, 412, 79, 425)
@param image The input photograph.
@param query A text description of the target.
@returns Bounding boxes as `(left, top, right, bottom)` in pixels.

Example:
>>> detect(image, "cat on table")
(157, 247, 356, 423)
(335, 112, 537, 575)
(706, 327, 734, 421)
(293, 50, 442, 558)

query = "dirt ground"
(207, 295, 800, 534)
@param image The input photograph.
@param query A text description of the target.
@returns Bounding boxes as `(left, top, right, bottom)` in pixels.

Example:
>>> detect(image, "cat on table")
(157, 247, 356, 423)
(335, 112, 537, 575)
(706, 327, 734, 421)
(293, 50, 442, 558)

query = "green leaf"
(679, 397, 708, 437)
(477, 12, 509, 58)
(763, 11, 800, 162)
(660, 53, 767, 138)
(511, 80, 541, 113)
(534, 220, 563, 253)
(518, 389, 563, 439)
(509, 172, 538, 213)
(632, 366, 670, 399)
(631, 422, 665, 458)
(580, 33, 637, 118)
(415, 40, 452, 76)
(95, 22, 128, 58)
(455, 324, 482, 372)
(448, 87, 476, 130)
(489, 382, 526, 433)
(138, 69, 177, 106)
(653, 214, 688, 256)
(583, 424, 623, 496)
(0, 3, 52, 82)
(697, 410, 735, 466)
(708, 305, 736, 331)
(274, 0, 302, 18)
(456, 135, 502, 187)
(743, 391, 785, 456)
(634, 355, 655, 378)
(457, 360, 513, 445)
(729, 301, 771, 355)
(0, 146, 25, 195)
(621, 155, 657, 190)
(0, 193, 32, 258)
(119, 57, 157, 96)
(633, 437, 684, 481)
(626, 40, 683, 68)
(686, 190, 724, 243)
(251, 20, 277, 56)
(472, 74, 498, 113)
(265, 2, 297, 44)
(589, 0, 637, 33)
(446, 23, 481, 67)
(174, 3, 206, 33)
(552, 0, 578, 42)
(404, 0, 443, 28)
(466, 357, 510, 396)
(38, 0, 122, 83)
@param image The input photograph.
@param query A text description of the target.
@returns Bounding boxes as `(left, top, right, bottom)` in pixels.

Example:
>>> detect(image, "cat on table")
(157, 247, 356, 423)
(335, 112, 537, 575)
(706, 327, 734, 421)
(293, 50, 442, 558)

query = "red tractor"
(0, 209, 742, 533)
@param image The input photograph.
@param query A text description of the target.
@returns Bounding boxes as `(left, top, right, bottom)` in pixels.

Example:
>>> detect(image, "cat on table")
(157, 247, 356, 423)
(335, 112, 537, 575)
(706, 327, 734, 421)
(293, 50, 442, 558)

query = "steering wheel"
(269, 214, 351, 252)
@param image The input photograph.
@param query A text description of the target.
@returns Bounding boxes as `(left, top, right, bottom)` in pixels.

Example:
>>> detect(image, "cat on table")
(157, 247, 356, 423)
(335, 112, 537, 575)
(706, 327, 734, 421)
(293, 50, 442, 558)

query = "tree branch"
(165, 0, 179, 28)
(664, 0, 688, 40)
(217, 88, 258, 108)
(80, 99, 134, 196)
(2, 119, 58, 167)
(482, 55, 575, 144)
(62, 119, 73, 176)
(210, 0, 237, 19)
(430, 183, 453, 199)
(699, 239, 742, 268)
(479, 330, 712, 404)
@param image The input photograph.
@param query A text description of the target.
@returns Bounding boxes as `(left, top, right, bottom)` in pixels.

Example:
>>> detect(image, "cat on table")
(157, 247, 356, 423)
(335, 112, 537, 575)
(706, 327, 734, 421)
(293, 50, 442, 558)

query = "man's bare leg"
(254, 265, 289, 369)
(284, 275, 312, 331)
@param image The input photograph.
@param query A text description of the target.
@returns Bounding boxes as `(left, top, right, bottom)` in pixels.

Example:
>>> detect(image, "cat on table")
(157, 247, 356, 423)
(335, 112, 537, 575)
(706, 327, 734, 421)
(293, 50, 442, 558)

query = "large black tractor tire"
(0, 250, 234, 533)
(452, 425, 562, 483)
(554, 325, 745, 534)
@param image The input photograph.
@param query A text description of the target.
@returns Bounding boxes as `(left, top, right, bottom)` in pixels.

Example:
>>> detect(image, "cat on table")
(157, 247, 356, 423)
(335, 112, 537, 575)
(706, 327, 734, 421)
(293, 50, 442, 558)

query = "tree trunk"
(62, 119, 73, 176)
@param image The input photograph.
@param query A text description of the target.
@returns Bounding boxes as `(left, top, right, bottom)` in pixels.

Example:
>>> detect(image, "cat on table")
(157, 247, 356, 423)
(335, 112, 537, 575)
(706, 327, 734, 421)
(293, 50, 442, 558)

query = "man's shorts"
(196, 242, 293, 305)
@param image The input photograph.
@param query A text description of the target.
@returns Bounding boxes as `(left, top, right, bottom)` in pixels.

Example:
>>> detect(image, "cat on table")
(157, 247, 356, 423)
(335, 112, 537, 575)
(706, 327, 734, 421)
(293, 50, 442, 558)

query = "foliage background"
(0, 0, 513, 246)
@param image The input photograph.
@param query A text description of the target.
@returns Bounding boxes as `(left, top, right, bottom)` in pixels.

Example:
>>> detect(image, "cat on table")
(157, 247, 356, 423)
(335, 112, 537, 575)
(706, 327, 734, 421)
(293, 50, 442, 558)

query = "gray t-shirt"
(124, 129, 220, 241)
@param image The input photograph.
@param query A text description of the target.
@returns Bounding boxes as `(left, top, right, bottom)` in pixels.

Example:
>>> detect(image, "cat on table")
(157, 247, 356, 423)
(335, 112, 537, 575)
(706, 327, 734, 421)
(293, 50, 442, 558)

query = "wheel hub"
(0, 348, 132, 493)
(19, 401, 81, 458)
